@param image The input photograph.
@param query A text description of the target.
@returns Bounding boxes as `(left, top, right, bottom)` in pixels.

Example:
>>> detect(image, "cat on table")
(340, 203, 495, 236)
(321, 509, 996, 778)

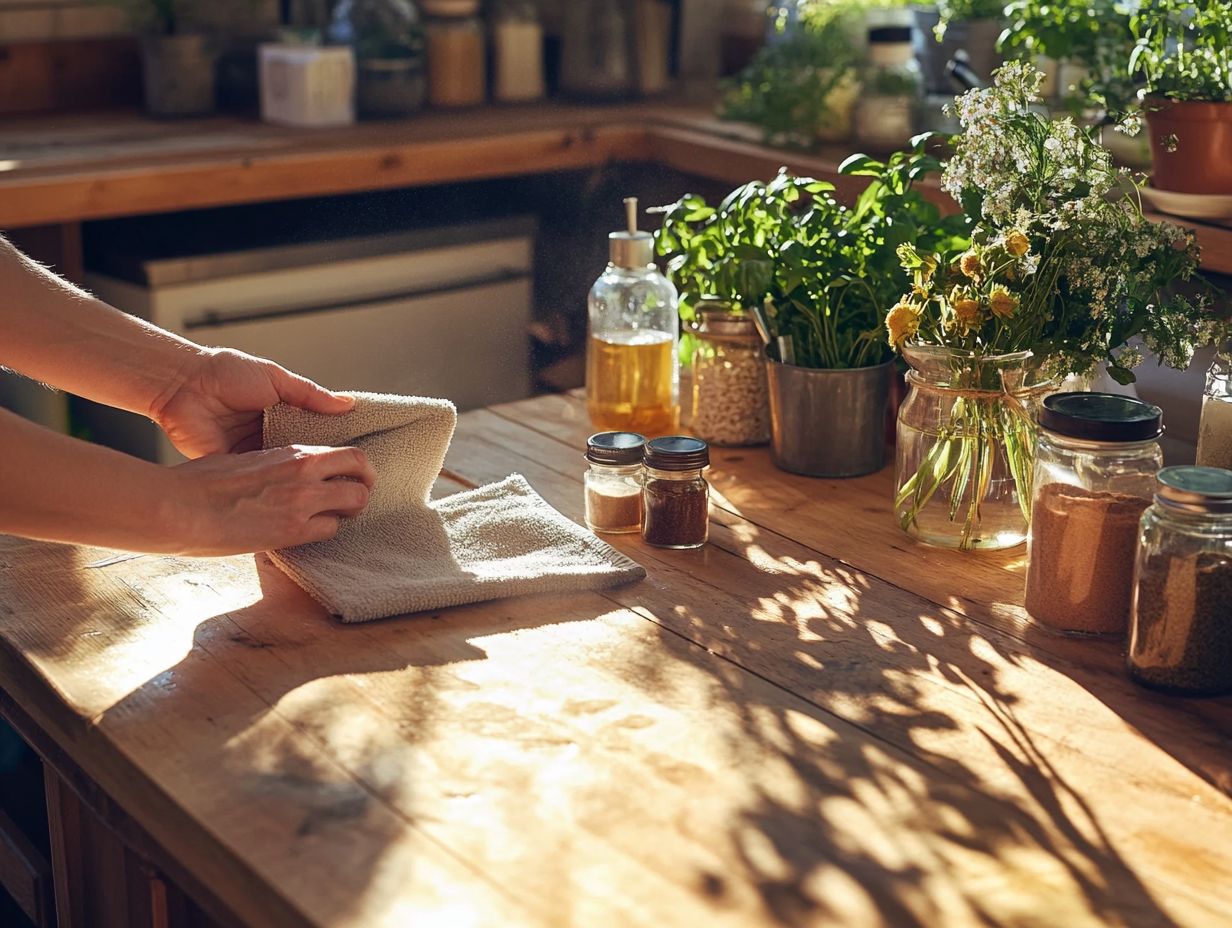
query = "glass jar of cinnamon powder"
(584, 432, 646, 534)
(642, 436, 710, 549)
(1025, 393, 1163, 636)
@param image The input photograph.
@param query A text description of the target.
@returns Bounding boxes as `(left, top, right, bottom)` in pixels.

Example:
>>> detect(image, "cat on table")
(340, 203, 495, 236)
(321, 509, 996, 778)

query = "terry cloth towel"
(262, 393, 645, 622)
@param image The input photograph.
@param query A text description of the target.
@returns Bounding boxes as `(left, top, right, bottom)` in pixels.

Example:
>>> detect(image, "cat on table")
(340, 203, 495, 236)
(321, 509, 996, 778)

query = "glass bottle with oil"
(586, 197, 680, 435)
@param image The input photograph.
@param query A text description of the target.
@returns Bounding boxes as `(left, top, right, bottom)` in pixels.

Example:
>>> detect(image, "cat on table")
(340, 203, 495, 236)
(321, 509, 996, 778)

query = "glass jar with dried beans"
(1129, 466, 1232, 697)
(584, 431, 645, 534)
(1025, 393, 1164, 637)
(689, 300, 771, 447)
(641, 436, 710, 549)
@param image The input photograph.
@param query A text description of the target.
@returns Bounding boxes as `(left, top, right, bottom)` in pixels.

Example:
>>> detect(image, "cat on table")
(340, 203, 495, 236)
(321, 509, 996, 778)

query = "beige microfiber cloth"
(262, 393, 645, 622)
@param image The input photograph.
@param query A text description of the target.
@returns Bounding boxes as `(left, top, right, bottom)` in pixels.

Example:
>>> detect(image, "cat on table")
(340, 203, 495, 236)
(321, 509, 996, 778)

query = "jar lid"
(586, 431, 646, 466)
(1155, 465, 1232, 514)
(697, 303, 757, 337)
(421, 0, 480, 16)
(869, 26, 912, 44)
(644, 436, 710, 471)
(1038, 392, 1163, 442)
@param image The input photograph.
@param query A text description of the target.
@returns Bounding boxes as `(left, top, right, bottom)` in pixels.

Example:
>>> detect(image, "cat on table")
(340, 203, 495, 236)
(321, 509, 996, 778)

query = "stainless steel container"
(766, 355, 893, 477)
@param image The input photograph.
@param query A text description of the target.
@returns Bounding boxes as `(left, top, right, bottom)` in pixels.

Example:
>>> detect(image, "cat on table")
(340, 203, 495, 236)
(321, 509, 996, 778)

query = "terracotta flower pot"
(1146, 98, 1232, 195)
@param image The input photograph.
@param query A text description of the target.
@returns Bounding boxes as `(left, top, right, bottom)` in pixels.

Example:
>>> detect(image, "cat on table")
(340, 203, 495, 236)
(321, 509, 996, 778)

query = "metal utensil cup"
(765, 351, 893, 477)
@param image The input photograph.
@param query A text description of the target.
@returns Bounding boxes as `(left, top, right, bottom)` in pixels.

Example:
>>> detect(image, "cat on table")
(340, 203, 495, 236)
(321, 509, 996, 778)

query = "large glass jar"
(895, 345, 1056, 550)
(855, 25, 922, 148)
(583, 431, 645, 534)
(690, 300, 770, 447)
(424, 3, 485, 107)
(641, 437, 710, 549)
(1025, 393, 1164, 637)
(1129, 466, 1232, 696)
(1197, 353, 1232, 470)
(586, 198, 680, 436)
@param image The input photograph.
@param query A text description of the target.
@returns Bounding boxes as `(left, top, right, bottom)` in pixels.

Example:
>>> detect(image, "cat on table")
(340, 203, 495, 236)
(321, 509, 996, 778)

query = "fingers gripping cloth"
(263, 394, 645, 622)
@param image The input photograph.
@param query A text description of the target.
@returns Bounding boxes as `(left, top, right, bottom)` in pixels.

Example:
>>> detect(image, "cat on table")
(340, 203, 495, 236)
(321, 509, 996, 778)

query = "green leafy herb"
(652, 142, 970, 371)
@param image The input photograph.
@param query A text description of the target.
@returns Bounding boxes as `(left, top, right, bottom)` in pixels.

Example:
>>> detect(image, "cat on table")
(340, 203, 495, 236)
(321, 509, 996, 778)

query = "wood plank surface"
(0, 393, 1229, 927)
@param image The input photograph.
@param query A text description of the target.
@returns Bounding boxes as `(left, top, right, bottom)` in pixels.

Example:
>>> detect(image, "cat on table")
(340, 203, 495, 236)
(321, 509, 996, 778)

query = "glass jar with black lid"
(641, 436, 710, 549)
(1129, 466, 1232, 696)
(584, 431, 646, 534)
(1025, 392, 1164, 636)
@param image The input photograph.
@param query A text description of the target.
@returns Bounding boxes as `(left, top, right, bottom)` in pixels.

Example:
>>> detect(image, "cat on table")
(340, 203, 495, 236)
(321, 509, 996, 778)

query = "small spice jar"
(1025, 393, 1164, 636)
(584, 431, 646, 534)
(690, 300, 771, 447)
(1128, 466, 1232, 696)
(641, 436, 710, 549)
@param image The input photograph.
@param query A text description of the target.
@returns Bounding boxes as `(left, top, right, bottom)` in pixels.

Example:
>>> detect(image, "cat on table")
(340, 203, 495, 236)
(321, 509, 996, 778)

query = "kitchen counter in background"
(3, 102, 1232, 277)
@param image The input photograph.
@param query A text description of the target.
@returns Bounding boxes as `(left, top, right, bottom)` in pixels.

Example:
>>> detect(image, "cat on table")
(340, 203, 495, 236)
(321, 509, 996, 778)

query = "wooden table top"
(0, 390, 1229, 928)
(3, 103, 1231, 276)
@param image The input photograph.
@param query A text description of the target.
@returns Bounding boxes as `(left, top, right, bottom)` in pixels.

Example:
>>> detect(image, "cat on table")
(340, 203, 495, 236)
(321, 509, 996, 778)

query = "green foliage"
(937, 0, 1007, 38)
(652, 143, 970, 371)
(718, 5, 862, 149)
(106, 0, 182, 34)
(1131, 0, 1232, 103)
(1000, 0, 1138, 116)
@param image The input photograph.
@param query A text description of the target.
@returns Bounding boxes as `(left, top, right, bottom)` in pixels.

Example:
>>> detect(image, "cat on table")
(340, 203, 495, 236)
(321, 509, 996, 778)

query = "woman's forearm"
(0, 236, 199, 418)
(0, 407, 189, 553)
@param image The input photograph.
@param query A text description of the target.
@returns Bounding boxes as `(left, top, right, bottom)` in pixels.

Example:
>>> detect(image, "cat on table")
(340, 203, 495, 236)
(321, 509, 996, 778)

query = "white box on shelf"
(259, 43, 355, 128)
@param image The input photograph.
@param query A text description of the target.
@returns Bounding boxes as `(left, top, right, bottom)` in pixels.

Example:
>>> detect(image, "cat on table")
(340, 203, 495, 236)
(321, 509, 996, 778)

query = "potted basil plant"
(1130, 0, 1232, 195)
(654, 143, 970, 477)
(110, 0, 217, 116)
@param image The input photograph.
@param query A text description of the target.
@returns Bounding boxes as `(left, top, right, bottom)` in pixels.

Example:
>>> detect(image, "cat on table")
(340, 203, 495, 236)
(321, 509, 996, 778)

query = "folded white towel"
(262, 393, 645, 622)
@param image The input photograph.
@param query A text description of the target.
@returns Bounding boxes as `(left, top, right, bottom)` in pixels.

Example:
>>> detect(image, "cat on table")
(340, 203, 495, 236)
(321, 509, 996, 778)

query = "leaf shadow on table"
(79, 553, 627, 927)
(606, 514, 1193, 928)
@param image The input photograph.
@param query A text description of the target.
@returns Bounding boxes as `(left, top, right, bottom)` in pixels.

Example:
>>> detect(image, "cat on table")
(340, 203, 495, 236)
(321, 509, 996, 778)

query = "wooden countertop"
(0, 391, 1229, 928)
(3, 103, 1231, 275)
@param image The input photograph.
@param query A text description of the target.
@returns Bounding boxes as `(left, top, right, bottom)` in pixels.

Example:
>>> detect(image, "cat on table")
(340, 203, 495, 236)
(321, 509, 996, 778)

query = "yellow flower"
(1005, 230, 1030, 257)
(959, 250, 983, 279)
(920, 254, 938, 279)
(989, 287, 1018, 319)
(952, 298, 983, 333)
(885, 301, 921, 348)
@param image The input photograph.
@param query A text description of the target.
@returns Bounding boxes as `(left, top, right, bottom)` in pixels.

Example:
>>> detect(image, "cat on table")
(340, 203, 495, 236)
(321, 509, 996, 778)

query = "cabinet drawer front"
(187, 277, 533, 412)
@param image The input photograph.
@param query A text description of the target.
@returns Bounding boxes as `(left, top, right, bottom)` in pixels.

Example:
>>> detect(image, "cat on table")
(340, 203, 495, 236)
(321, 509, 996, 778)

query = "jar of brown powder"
(1129, 466, 1232, 696)
(584, 431, 646, 534)
(642, 436, 710, 549)
(1025, 393, 1164, 636)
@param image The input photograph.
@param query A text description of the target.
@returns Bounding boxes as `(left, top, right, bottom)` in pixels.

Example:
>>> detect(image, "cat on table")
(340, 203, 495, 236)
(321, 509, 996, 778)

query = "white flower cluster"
(942, 62, 1115, 231)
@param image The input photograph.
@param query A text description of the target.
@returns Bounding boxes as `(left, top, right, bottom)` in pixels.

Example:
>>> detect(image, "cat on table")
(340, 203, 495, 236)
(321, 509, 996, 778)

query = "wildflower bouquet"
(889, 61, 1220, 549)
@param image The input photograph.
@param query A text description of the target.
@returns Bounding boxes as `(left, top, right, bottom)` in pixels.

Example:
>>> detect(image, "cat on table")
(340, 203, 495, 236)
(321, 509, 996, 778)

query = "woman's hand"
(153, 347, 355, 458)
(171, 444, 376, 556)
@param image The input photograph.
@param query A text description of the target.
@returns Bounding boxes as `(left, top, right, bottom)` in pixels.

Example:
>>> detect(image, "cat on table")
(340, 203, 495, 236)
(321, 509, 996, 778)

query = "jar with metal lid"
(584, 431, 645, 534)
(1129, 466, 1232, 696)
(641, 436, 710, 549)
(1197, 353, 1232, 470)
(689, 299, 771, 447)
(854, 25, 922, 148)
(1025, 392, 1164, 636)
(423, 0, 485, 107)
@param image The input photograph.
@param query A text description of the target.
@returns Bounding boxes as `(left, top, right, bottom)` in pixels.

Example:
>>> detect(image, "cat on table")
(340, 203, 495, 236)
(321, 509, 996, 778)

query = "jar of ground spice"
(641, 436, 710, 549)
(584, 431, 646, 534)
(1129, 466, 1232, 696)
(1025, 393, 1164, 636)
